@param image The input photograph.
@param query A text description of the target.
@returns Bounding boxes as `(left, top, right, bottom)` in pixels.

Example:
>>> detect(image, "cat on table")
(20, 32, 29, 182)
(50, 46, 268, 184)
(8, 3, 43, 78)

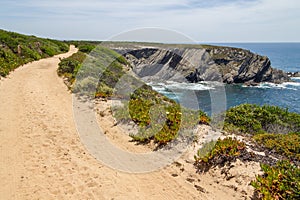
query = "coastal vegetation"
(251, 161, 300, 200)
(224, 104, 300, 134)
(58, 43, 209, 144)
(57, 51, 86, 84)
(115, 86, 209, 144)
(253, 133, 300, 162)
(196, 104, 300, 199)
(1, 28, 299, 198)
(0, 29, 68, 77)
(194, 137, 246, 172)
(57, 41, 299, 199)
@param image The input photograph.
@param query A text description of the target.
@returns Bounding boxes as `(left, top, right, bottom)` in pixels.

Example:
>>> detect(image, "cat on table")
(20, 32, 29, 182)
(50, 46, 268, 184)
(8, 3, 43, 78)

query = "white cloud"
(0, 0, 299, 41)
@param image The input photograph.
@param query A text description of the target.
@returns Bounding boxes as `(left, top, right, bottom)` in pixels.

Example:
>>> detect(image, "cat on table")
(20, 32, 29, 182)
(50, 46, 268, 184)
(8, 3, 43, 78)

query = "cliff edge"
(108, 43, 290, 84)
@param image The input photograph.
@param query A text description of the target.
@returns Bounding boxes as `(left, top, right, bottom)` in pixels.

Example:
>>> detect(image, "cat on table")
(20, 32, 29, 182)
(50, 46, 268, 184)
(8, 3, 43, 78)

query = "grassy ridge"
(0, 29, 69, 77)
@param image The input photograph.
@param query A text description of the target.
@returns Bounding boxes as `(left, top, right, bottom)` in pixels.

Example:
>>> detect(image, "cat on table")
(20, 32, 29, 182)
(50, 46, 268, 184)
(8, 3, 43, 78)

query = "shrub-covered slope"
(0, 29, 69, 77)
(224, 104, 300, 134)
(60, 42, 299, 199)
(58, 43, 209, 145)
(195, 104, 300, 199)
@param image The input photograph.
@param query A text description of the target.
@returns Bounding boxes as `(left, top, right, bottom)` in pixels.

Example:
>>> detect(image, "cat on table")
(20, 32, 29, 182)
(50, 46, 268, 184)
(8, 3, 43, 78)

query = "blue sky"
(0, 0, 299, 42)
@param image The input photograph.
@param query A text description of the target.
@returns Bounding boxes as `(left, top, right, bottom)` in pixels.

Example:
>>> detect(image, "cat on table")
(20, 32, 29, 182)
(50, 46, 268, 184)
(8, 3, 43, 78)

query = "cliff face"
(113, 45, 290, 84)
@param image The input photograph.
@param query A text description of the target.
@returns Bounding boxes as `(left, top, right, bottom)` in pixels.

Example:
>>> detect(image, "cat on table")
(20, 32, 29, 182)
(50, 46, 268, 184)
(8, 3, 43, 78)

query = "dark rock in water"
(287, 71, 300, 77)
(111, 44, 291, 84)
(270, 69, 291, 83)
(244, 81, 260, 87)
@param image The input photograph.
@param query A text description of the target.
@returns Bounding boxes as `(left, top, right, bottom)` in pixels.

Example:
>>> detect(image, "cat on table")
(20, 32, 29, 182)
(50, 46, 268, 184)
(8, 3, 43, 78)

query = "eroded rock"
(113, 45, 290, 84)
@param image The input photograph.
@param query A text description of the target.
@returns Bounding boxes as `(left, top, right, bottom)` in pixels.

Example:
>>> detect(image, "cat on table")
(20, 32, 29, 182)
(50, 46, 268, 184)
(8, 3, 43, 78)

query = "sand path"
(0, 46, 245, 200)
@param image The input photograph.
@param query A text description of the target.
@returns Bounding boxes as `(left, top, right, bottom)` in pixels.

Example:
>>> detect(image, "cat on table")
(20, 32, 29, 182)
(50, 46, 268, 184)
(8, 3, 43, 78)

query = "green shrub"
(57, 51, 86, 83)
(126, 86, 181, 144)
(251, 160, 300, 200)
(95, 83, 114, 98)
(253, 133, 300, 161)
(48, 39, 69, 52)
(224, 104, 300, 134)
(195, 140, 217, 161)
(66, 45, 128, 98)
(79, 44, 96, 53)
(194, 138, 246, 172)
(195, 137, 246, 163)
(0, 29, 68, 77)
(72, 76, 98, 94)
(40, 45, 56, 56)
(123, 85, 209, 144)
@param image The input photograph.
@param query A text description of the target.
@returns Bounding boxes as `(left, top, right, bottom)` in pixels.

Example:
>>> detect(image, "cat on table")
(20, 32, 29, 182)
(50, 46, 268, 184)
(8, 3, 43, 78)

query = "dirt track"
(0, 46, 248, 199)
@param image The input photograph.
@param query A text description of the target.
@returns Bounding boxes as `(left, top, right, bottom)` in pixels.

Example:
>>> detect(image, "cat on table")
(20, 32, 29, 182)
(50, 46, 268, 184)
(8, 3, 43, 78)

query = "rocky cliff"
(109, 44, 290, 84)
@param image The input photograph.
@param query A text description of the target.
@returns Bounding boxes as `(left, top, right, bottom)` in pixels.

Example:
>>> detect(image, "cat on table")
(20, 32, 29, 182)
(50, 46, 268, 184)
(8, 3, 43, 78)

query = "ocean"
(148, 43, 300, 115)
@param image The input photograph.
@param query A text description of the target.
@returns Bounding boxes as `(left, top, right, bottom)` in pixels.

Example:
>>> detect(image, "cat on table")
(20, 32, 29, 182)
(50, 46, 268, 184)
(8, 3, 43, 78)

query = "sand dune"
(0, 46, 255, 199)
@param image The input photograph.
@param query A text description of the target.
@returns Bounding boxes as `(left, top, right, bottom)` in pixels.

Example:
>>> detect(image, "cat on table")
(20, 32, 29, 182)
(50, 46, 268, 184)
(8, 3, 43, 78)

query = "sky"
(0, 0, 300, 42)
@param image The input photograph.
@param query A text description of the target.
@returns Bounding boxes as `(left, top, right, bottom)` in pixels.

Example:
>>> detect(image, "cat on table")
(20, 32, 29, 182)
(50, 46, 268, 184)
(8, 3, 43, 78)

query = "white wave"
(165, 82, 214, 91)
(291, 77, 300, 80)
(150, 85, 167, 92)
(260, 83, 287, 89)
(242, 82, 299, 90)
(151, 81, 300, 92)
(201, 81, 225, 87)
(242, 83, 275, 89)
(282, 82, 300, 87)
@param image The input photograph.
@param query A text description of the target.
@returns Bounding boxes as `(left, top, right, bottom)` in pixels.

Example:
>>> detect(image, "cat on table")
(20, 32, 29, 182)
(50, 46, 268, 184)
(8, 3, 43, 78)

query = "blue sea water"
(149, 43, 300, 115)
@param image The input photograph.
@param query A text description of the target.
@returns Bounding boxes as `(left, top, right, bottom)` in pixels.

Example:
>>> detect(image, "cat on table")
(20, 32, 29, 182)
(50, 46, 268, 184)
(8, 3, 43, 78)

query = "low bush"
(79, 44, 96, 53)
(253, 133, 300, 161)
(194, 137, 246, 172)
(57, 51, 86, 84)
(0, 29, 68, 77)
(224, 104, 300, 134)
(251, 160, 300, 200)
(114, 84, 210, 144)
(95, 60, 125, 97)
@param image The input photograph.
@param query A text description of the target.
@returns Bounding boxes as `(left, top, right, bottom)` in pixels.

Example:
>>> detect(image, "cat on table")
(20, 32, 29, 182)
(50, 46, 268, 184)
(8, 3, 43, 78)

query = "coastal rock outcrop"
(113, 44, 290, 84)
(287, 71, 300, 77)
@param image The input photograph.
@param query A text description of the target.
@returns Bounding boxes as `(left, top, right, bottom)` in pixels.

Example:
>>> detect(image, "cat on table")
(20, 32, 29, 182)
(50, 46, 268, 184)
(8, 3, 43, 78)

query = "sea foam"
(242, 82, 300, 90)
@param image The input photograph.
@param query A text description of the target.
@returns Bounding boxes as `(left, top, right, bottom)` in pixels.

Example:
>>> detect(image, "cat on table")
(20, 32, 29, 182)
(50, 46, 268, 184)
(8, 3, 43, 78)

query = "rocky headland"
(107, 43, 290, 85)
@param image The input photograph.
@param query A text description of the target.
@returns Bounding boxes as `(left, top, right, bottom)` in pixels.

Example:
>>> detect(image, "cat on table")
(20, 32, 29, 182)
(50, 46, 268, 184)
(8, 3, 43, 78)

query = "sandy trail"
(0, 46, 248, 200)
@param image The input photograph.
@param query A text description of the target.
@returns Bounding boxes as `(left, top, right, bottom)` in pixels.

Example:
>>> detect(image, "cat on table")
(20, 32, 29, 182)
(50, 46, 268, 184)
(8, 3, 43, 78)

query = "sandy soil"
(0, 46, 258, 199)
